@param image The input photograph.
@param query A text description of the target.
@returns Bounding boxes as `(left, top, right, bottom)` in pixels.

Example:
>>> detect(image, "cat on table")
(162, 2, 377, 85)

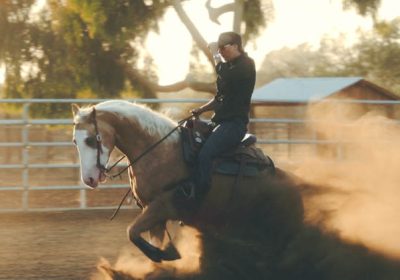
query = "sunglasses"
(218, 44, 232, 51)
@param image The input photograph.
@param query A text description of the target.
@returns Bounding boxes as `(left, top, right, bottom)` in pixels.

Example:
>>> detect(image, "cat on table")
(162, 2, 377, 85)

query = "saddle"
(180, 117, 275, 177)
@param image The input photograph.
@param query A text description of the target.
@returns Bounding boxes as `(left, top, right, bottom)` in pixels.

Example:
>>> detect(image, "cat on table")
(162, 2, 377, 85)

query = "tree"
(0, 1, 269, 103)
(0, 0, 386, 115)
(343, 0, 382, 19)
(339, 18, 400, 94)
(257, 17, 400, 97)
(256, 44, 327, 86)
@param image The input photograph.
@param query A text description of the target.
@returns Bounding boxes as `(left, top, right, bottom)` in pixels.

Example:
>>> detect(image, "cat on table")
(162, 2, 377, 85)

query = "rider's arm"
(191, 43, 222, 116)
(191, 97, 218, 115)
(208, 42, 222, 65)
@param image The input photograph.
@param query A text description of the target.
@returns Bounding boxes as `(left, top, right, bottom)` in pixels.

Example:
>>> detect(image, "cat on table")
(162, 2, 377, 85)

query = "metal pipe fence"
(0, 98, 399, 212)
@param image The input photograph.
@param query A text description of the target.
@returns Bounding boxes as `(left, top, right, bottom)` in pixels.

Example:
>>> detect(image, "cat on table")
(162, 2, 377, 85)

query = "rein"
(90, 108, 192, 220)
(92, 108, 107, 173)
(107, 115, 192, 179)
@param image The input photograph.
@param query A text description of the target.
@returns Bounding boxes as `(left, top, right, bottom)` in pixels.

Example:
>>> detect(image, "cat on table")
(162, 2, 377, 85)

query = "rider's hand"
(208, 42, 221, 64)
(190, 108, 202, 116)
(207, 42, 218, 55)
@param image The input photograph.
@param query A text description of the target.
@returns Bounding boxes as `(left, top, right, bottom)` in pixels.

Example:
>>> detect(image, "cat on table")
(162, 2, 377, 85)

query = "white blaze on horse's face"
(74, 128, 110, 188)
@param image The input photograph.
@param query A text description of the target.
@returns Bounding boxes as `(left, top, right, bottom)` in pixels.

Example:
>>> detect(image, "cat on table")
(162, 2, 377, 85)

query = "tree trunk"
(233, 0, 243, 33)
(118, 59, 216, 95)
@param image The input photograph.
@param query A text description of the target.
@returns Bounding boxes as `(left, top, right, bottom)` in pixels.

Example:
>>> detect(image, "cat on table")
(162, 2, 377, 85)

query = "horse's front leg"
(127, 196, 180, 263)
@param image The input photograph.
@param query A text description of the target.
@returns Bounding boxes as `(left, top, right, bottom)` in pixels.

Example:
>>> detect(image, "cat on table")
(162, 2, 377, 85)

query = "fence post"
(79, 182, 87, 209)
(22, 103, 30, 210)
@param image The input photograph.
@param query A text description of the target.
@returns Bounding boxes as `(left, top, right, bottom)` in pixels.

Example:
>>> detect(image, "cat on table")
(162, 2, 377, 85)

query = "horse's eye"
(85, 136, 97, 148)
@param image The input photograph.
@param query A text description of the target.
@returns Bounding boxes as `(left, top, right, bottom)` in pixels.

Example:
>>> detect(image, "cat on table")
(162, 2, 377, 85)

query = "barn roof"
(251, 77, 397, 103)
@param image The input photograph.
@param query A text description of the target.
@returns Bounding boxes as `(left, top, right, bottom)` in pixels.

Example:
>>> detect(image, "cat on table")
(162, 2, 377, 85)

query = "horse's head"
(71, 104, 115, 188)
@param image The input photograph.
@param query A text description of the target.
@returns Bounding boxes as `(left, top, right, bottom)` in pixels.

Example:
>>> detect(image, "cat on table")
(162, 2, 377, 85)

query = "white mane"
(93, 100, 180, 141)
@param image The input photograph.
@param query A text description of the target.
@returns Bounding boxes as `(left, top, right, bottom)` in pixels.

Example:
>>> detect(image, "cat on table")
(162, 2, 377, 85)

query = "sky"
(0, 0, 399, 86)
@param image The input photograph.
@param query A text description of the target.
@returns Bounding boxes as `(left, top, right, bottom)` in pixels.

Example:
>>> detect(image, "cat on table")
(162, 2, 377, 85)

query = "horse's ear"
(71, 104, 80, 116)
(88, 106, 96, 121)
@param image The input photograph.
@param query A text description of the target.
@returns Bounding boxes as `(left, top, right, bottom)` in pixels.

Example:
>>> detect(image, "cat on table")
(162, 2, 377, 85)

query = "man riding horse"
(71, 32, 283, 264)
(186, 31, 256, 202)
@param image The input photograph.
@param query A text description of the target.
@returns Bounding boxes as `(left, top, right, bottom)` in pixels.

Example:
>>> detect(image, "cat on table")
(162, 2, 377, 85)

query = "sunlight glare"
(251, 0, 373, 64)
(145, 0, 233, 85)
(378, 0, 399, 20)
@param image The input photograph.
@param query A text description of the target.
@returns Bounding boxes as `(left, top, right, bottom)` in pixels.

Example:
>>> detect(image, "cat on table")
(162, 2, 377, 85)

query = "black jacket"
(212, 53, 256, 124)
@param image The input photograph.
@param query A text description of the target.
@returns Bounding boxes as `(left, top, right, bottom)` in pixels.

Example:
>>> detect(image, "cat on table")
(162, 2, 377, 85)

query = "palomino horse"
(72, 100, 304, 263)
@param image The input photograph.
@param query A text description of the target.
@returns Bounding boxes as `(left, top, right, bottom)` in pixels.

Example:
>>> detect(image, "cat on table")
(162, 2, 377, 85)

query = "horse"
(71, 100, 304, 264)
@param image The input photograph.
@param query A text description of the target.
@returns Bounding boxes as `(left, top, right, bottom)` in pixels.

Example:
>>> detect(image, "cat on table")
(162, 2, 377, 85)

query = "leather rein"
(92, 108, 108, 174)
(89, 108, 192, 220)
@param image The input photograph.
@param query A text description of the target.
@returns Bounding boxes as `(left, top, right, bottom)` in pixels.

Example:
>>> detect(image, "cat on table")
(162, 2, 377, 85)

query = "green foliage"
(4, 0, 387, 117)
(0, 0, 40, 98)
(242, 0, 272, 42)
(257, 18, 400, 97)
(342, 19, 400, 94)
(0, 0, 36, 61)
(48, 0, 169, 99)
(256, 44, 325, 86)
(343, 0, 381, 18)
(0, 0, 271, 115)
(0, 0, 169, 116)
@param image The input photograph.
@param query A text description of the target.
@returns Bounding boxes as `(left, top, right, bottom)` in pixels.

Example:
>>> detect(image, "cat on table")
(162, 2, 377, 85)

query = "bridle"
(91, 108, 108, 174)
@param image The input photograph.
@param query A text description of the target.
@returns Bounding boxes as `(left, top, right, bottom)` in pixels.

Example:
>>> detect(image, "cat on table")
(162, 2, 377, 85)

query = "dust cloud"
(91, 225, 202, 280)
(294, 101, 400, 258)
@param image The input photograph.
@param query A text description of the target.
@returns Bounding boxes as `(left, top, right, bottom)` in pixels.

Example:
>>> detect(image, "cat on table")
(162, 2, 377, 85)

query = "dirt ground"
(0, 209, 139, 280)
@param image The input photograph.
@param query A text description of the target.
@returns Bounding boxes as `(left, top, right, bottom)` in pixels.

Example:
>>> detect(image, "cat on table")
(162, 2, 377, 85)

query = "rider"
(188, 31, 256, 200)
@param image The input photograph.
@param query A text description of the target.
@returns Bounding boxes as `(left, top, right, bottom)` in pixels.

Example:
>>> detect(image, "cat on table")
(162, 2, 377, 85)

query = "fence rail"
(0, 98, 399, 212)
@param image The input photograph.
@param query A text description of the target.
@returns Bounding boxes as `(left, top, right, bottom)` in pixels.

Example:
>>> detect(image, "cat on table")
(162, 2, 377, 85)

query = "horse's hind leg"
(127, 196, 181, 262)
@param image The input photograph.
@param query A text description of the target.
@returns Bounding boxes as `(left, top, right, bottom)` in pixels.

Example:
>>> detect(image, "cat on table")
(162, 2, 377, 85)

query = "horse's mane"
(93, 100, 179, 142)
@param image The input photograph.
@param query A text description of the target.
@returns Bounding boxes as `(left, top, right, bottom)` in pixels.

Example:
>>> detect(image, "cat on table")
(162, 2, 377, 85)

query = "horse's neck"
(111, 112, 188, 203)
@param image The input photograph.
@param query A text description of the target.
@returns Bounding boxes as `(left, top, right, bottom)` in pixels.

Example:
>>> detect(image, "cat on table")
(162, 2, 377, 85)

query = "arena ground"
(0, 209, 139, 280)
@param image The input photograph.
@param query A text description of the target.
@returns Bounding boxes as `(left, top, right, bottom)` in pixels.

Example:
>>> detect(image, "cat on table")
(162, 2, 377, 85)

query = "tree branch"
(205, 0, 235, 25)
(172, 0, 214, 67)
(118, 59, 216, 94)
(117, 1, 220, 96)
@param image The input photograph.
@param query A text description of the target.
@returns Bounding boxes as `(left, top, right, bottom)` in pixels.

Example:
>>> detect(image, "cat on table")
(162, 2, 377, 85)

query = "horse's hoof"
(131, 237, 163, 263)
(148, 253, 163, 263)
(161, 242, 182, 261)
(141, 247, 163, 263)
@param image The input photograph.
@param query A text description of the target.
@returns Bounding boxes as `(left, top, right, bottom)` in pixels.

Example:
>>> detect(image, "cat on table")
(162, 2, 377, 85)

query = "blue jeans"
(193, 118, 247, 194)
